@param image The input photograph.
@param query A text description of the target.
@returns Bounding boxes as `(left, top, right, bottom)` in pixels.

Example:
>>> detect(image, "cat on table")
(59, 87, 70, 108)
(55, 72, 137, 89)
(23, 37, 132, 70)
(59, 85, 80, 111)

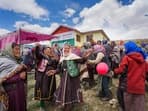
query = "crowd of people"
(0, 39, 148, 111)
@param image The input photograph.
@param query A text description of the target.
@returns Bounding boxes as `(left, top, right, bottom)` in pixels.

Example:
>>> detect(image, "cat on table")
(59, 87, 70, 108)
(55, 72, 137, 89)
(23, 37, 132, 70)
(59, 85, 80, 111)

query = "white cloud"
(0, 28, 10, 36)
(64, 8, 76, 18)
(0, 0, 49, 19)
(74, 0, 148, 40)
(14, 21, 59, 34)
(72, 17, 80, 24)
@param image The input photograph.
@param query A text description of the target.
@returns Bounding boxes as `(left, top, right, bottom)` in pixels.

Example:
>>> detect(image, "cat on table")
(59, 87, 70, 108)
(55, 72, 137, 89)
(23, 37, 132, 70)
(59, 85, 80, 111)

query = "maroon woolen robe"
(3, 74, 26, 111)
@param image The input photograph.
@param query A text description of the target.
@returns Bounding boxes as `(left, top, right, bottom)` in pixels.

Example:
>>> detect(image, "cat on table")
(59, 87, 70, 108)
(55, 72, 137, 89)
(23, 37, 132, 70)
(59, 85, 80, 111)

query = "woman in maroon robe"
(2, 43, 27, 111)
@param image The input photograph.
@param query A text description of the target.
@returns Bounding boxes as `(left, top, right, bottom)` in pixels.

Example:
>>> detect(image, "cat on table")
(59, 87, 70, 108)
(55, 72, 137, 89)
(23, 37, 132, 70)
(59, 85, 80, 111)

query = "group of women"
(0, 40, 148, 111)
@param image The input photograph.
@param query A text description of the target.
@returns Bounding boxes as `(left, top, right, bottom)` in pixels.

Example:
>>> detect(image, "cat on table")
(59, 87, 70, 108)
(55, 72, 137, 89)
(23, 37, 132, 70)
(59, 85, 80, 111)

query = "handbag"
(66, 60, 79, 77)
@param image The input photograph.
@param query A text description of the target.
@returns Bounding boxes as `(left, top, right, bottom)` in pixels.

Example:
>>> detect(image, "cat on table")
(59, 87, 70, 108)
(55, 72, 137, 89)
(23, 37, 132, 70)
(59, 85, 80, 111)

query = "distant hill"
(114, 38, 148, 45)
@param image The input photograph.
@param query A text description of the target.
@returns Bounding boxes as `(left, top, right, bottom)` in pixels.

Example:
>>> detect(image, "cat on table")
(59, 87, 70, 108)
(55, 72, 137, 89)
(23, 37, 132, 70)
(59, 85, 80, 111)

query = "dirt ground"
(27, 73, 148, 111)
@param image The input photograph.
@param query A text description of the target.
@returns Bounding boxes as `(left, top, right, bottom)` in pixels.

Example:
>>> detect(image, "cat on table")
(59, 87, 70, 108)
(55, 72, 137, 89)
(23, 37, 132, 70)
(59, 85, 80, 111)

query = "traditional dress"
(54, 52, 87, 110)
(3, 74, 26, 111)
(34, 46, 58, 101)
(0, 44, 26, 111)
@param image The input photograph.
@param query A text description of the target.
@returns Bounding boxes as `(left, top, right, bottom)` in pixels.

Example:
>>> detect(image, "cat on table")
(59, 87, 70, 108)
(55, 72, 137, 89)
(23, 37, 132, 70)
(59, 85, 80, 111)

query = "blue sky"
(0, 0, 102, 30)
(0, 0, 147, 40)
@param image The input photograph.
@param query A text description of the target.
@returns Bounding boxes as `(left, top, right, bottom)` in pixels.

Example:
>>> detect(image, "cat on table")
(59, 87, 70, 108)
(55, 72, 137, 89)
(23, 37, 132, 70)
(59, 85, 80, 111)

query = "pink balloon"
(96, 62, 109, 75)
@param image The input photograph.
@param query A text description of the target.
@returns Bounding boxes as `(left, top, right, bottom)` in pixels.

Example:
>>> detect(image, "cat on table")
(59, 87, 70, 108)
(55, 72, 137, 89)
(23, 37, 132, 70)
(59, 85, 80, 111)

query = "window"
(76, 35, 81, 42)
(86, 34, 93, 42)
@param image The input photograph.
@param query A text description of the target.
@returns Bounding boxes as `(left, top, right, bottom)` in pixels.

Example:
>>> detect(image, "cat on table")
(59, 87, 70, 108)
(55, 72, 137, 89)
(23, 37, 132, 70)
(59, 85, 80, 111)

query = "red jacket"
(115, 52, 148, 94)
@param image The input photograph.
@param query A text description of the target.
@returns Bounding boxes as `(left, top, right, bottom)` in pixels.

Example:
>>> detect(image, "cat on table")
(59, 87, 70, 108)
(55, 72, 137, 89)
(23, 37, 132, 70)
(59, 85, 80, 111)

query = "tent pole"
(19, 28, 21, 44)
(18, 28, 23, 55)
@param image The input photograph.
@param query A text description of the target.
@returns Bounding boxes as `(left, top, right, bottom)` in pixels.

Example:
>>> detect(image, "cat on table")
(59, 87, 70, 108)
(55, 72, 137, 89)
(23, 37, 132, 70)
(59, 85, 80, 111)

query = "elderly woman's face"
(64, 45, 70, 56)
(12, 45, 21, 58)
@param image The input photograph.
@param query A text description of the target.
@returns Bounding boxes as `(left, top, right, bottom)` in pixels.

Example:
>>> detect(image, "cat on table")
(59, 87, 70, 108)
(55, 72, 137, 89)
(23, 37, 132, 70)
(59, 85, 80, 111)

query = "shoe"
(101, 97, 111, 101)
(109, 98, 117, 105)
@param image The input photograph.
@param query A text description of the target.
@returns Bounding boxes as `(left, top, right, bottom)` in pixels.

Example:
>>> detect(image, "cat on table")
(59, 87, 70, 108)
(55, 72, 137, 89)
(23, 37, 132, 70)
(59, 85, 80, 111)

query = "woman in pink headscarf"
(88, 44, 113, 101)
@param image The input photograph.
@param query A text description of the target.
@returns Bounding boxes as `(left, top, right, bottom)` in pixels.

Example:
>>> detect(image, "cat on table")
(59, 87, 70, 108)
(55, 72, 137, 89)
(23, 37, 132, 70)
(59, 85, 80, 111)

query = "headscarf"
(0, 43, 20, 78)
(1, 42, 21, 61)
(124, 41, 147, 59)
(59, 44, 81, 63)
(93, 44, 105, 54)
(83, 42, 91, 49)
(102, 40, 108, 45)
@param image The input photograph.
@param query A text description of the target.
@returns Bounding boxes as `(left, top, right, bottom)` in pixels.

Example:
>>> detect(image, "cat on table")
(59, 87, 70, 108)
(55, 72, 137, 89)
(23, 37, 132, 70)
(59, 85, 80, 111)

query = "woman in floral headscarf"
(49, 43, 90, 111)
(88, 44, 113, 101)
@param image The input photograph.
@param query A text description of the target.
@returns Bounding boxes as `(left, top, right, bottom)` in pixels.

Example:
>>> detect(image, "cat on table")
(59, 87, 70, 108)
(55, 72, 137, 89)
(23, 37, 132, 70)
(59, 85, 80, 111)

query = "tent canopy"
(0, 29, 56, 50)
